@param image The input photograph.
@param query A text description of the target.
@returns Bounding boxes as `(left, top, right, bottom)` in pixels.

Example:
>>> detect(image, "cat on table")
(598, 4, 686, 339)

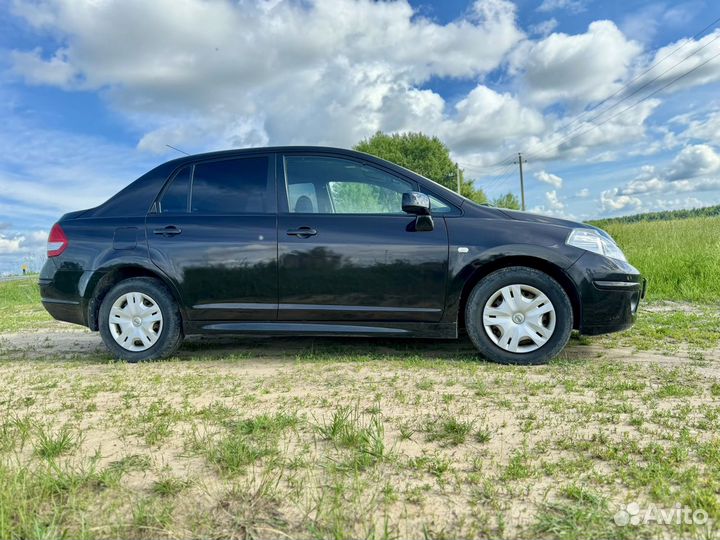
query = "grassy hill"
(597, 215, 720, 302)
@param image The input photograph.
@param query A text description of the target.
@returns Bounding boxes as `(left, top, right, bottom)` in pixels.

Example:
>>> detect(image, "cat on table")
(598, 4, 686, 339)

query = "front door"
(277, 154, 449, 322)
(146, 154, 278, 321)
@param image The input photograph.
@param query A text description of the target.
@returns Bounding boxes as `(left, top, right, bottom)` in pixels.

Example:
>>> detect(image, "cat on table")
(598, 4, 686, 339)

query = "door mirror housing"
(402, 192, 431, 215)
(402, 192, 434, 232)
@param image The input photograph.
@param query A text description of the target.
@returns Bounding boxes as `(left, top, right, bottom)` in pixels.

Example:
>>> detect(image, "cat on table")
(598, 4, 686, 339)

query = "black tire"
(464, 266, 573, 365)
(98, 277, 183, 362)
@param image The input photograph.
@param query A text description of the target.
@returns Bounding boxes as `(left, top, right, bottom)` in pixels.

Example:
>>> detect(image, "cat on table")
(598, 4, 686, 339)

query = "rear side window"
(191, 156, 272, 214)
(158, 166, 190, 213)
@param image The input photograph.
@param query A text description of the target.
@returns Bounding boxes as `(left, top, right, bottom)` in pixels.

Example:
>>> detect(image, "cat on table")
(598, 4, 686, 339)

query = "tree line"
(591, 205, 720, 227)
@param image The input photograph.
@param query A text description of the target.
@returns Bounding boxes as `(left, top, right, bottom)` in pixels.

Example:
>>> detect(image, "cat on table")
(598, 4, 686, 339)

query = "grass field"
(0, 216, 719, 539)
(593, 215, 720, 302)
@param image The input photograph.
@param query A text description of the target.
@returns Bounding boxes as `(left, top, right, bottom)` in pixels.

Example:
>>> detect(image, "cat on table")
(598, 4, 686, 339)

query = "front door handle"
(286, 226, 317, 238)
(153, 225, 182, 236)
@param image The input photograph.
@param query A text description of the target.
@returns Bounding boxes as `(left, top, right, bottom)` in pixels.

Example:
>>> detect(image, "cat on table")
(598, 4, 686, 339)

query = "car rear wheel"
(98, 277, 183, 362)
(465, 266, 573, 365)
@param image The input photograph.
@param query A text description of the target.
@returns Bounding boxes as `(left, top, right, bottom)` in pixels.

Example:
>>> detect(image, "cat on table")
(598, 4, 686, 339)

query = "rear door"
(277, 153, 449, 322)
(146, 153, 278, 321)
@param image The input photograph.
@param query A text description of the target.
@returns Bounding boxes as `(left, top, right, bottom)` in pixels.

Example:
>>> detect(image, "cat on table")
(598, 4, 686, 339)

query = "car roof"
(165, 146, 376, 165)
(90, 145, 491, 218)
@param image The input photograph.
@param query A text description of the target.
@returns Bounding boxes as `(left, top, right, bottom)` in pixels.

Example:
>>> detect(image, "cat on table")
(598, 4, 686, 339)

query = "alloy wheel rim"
(482, 284, 556, 354)
(108, 292, 163, 352)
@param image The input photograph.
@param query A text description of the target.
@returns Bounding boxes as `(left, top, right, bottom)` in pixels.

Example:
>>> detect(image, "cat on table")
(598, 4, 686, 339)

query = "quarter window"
(158, 166, 190, 213)
(285, 156, 413, 214)
(191, 156, 271, 214)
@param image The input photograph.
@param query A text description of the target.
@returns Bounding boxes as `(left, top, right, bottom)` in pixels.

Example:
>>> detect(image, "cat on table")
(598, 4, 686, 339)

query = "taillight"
(47, 223, 69, 257)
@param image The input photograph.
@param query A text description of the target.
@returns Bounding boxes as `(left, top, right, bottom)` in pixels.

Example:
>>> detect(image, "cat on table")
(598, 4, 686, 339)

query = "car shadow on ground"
(0, 328, 598, 365)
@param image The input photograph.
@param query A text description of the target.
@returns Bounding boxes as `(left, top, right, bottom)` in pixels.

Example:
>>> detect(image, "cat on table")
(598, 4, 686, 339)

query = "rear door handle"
(286, 226, 317, 238)
(153, 225, 182, 236)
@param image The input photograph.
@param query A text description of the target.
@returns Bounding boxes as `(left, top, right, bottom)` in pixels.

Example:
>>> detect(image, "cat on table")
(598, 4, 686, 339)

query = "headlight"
(566, 228, 627, 262)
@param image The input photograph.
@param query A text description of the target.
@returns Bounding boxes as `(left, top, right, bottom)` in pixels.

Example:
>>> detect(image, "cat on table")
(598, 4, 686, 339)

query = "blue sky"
(1, 0, 720, 274)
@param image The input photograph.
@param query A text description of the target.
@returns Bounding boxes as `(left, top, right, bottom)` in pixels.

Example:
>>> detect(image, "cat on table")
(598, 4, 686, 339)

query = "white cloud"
(0, 112, 156, 224)
(527, 189, 573, 218)
(651, 196, 706, 211)
(620, 177, 666, 195)
(5, 0, 720, 231)
(673, 178, 720, 192)
(635, 29, 720, 95)
(620, 3, 693, 44)
(529, 18, 558, 36)
(536, 0, 586, 14)
(545, 189, 565, 209)
(618, 144, 720, 196)
(510, 21, 642, 105)
(9, 48, 78, 89)
(674, 109, 720, 143)
(443, 85, 545, 152)
(0, 235, 23, 253)
(601, 188, 642, 211)
(534, 170, 563, 188)
(9, 0, 525, 152)
(525, 98, 661, 161)
(665, 144, 720, 180)
(0, 229, 49, 275)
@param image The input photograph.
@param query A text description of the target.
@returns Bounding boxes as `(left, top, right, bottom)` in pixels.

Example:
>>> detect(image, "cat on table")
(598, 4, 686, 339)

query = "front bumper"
(567, 252, 646, 336)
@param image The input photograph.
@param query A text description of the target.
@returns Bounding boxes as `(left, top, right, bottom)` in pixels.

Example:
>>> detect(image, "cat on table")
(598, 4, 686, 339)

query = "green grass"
(604, 305, 720, 351)
(597, 215, 720, 302)
(0, 278, 53, 332)
(0, 349, 718, 538)
(33, 426, 79, 459)
(424, 415, 473, 446)
(198, 412, 298, 475)
(316, 406, 387, 470)
(533, 485, 630, 540)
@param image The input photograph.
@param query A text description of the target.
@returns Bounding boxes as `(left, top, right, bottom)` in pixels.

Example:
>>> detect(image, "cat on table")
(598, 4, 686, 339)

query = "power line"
(537, 32, 720, 158)
(456, 154, 516, 174)
(476, 163, 520, 194)
(532, 48, 720, 157)
(550, 16, 720, 139)
(455, 17, 720, 187)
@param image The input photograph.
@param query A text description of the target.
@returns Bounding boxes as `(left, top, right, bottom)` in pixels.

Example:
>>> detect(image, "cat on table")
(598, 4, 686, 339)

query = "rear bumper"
(39, 260, 86, 326)
(567, 252, 646, 336)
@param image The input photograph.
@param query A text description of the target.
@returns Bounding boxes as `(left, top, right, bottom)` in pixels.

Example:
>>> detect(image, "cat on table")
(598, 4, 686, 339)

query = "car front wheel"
(465, 266, 573, 365)
(98, 277, 183, 362)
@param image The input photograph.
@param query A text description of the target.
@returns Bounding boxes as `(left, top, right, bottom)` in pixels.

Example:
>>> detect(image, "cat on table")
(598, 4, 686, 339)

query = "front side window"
(285, 156, 413, 214)
(191, 156, 271, 214)
(158, 166, 190, 213)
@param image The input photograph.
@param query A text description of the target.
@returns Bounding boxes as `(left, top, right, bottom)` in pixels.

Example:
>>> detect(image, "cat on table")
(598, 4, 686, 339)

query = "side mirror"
(402, 191, 431, 215)
(402, 192, 434, 232)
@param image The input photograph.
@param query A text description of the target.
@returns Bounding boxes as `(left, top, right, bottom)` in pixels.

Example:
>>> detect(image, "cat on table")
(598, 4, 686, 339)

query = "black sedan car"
(40, 146, 645, 364)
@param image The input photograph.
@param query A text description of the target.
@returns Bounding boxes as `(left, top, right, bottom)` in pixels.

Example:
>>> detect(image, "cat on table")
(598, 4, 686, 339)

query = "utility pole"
(514, 152, 527, 211)
(455, 162, 461, 194)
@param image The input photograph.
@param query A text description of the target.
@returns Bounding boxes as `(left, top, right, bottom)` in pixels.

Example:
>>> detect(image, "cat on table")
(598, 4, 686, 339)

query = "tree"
(354, 131, 488, 204)
(492, 192, 521, 210)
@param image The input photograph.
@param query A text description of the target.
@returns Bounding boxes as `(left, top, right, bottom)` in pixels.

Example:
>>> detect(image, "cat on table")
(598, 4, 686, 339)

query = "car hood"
(496, 208, 598, 231)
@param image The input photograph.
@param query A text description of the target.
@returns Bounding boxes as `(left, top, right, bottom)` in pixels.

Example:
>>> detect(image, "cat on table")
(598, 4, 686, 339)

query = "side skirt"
(183, 321, 458, 339)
